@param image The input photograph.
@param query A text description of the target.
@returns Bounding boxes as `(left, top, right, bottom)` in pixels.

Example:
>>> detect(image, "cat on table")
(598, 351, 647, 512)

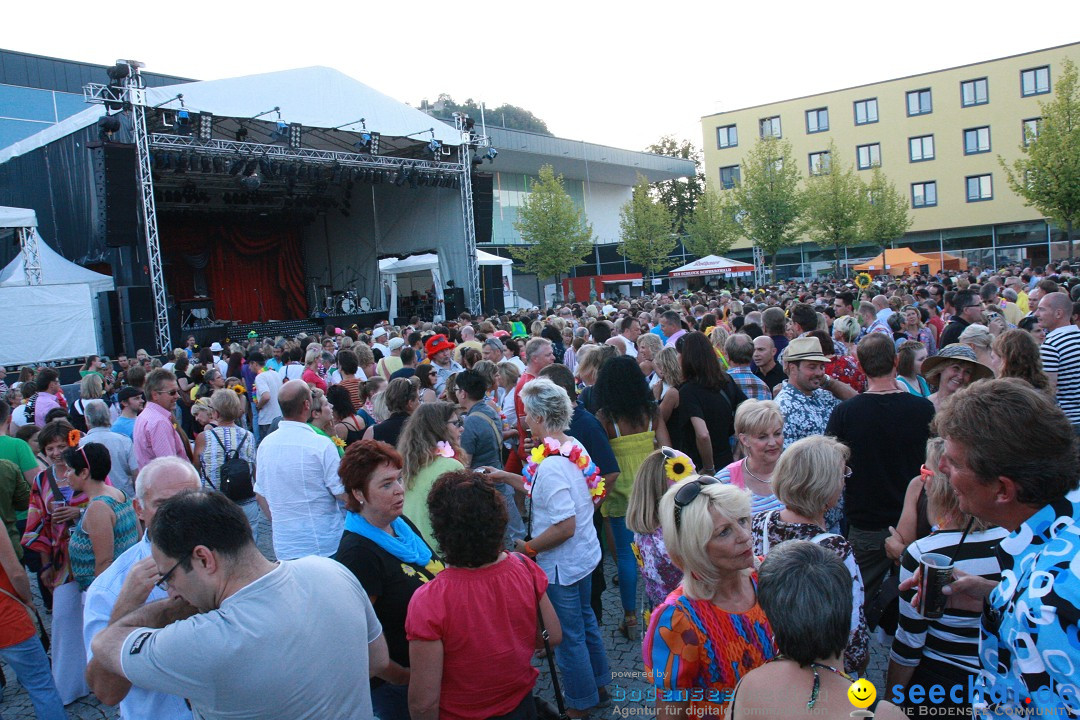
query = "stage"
(177, 310, 390, 349)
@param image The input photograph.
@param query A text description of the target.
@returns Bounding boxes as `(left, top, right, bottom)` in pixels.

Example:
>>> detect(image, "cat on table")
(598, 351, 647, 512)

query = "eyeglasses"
(843, 465, 853, 479)
(450, 418, 464, 428)
(155, 557, 186, 591)
(155, 389, 179, 396)
(673, 475, 720, 530)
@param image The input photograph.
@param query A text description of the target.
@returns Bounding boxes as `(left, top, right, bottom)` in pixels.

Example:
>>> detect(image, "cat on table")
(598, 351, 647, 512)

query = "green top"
(603, 428, 655, 518)
(308, 423, 345, 457)
(0, 459, 29, 560)
(403, 456, 464, 550)
(69, 492, 139, 591)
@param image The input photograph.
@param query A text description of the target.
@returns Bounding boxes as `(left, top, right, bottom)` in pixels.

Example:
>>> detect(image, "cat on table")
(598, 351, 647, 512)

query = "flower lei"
(523, 437, 606, 505)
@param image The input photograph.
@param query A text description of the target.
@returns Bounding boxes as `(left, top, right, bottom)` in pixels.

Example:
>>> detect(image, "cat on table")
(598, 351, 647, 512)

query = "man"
(858, 301, 890, 339)
(248, 352, 282, 441)
(590, 319, 614, 345)
(133, 370, 187, 467)
(658, 310, 686, 348)
(370, 326, 391, 358)
(115, 354, 131, 386)
(1005, 276, 1030, 313)
(32, 368, 63, 427)
(774, 336, 857, 449)
(424, 334, 463, 396)
(826, 334, 934, 605)
(615, 316, 640, 358)
(254, 381, 345, 560)
(389, 347, 418, 380)
(981, 282, 1023, 326)
(761, 307, 789, 360)
(604, 335, 627, 355)
(872, 294, 893, 324)
(80, 400, 139, 498)
(112, 386, 144, 440)
(725, 335, 771, 402)
(376, 337, 405, 379)
(940, 289, 982, 347)
(513, 338, 555, 465)
(209, 342, 228, 378)
(0, 399, 38, 486)
(183, 336, 197, 359)
(87, 490, 387, 719)
(453, 325, 483, 365)
(776, 303, 820, 364)
(84, 457, 201, 720)
(265, 343, 285, 372)
(1036, 291, 1080, 429)
(833, 291, 855, 319)
(481, 337, 505, 365)
(752, 335, 786, 391)
(906, 379, 1080, 717)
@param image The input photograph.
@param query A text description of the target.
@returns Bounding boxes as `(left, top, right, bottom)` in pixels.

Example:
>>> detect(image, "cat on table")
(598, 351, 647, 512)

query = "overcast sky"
(7, 2, 1080, 153)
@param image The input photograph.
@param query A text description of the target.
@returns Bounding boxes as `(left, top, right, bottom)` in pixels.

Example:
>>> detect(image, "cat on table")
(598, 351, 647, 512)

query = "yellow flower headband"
(661, 447, 695, 485)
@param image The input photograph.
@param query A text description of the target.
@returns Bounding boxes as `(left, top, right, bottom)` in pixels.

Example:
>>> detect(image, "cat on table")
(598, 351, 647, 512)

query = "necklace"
(743, 459, 773, 485)
(772, 655, 853, 709)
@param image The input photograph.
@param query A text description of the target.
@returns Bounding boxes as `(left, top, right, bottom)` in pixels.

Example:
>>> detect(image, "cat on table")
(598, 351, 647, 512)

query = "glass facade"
(490, 172, 588, 245)
(0, 84, 90, 148)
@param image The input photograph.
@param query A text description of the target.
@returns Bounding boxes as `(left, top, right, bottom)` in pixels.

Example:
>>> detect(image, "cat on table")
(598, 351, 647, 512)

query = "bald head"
(134, 456, 201, 528)
(278, 380, 313, 420)
(1036, 291, 1074, 332)
(461, 325, 475, 340)
(752, 335, 776, 370)
(872, 295, 888, 310)
(604, 336, 627, 355)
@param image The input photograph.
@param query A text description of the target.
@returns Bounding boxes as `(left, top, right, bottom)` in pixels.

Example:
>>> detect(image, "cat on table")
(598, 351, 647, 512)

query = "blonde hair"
(653, 347, 682, 386)
(304, 348, 321, 367)
(733, 399, 783, 437)
(772, 435, 849, 518)
(192, 399, 212, 418)
(576, 344, 616, 385)
(626, 450, 675, 535)
(833, 316, 861, 343)
(209, 387, 243, 422)
(498, 361, 520, 389)
(924, 437, 991, 532)
(399, 401, 464, 487)
(659, 480, 751, 600)
(79, 373, 105, 400)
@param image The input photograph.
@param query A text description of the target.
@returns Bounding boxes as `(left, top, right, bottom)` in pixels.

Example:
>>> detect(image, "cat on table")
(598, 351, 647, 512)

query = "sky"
(6, 2, 1080, 154)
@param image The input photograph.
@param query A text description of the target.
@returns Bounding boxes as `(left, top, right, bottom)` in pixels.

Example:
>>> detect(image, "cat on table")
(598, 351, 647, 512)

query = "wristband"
(523, 542, 538, 559)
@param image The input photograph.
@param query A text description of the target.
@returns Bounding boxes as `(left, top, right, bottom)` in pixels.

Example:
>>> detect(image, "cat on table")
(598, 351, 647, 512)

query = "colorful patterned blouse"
(21, 467, 90, 589)
(634, 527, 682, 609)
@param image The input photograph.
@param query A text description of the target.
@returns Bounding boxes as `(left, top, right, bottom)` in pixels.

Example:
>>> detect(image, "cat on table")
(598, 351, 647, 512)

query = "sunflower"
(855, 272, 873, 290)
(232, 384, 246, 395)
(665, 456, 693, 483)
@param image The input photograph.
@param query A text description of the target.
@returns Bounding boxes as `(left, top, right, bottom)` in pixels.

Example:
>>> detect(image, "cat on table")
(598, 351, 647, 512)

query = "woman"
(197, 368, 226, 402)
(174, 355, 194, 435)
(729, 541, 907, 720)
(327, 384, 367, 446)
(900, 304, 938, 356)
(416, 364, 439, 405)
(400, 401, 466, 550)
(64, 443, 138, 591)
(958, 323, 994, 366)
(335, 349, 364, 410)
(594, 355, 661, 640)
(897, 340, 932, 397)
(334, 440, 444, 720)
(302, 348, 328, 392)
(190, 399, 215, 439)
(497, 362, 521, 457)
(196, 389, 261, 538)
(922, 344, 993, 410)
(21, 420, 90, 704)
(365, 378, 419, 447)
(671, 332, 747, 475)
(652, 346, 682, 441)
(990, 328, 1050, 391)
(717, 400, 785, 515)
(70, 373, 106, 433)
(407, 470, 561, 720)
(644, 479, 775, 717)
(887, 448, 1007, 714)
(494, 378, 609, 717)
(626, 448, 690, 609)
(1018, 315, 1045, 345)
(832, 315, 861, 359)
(577, 344, 616, 415)
(750, 435, 869, 674)
(307, 389, 344, 457)
(809, 330, 865, 393)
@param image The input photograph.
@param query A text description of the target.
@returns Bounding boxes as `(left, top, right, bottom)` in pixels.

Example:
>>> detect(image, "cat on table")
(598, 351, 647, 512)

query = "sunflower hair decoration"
(854, 272, 873, 290)
(664, 451, 695, 485)
(66, 429, 82, 448)
(232, 384, 246, 395)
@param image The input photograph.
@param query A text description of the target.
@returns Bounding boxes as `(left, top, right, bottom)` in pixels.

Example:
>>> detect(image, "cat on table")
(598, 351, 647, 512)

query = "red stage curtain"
(159, 217, 308, 323)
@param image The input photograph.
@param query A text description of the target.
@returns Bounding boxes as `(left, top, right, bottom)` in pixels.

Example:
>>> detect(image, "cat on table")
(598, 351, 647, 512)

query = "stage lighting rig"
(197, 113, 213, 141)
(97, 113, 121, 140)
(427, 139, 442, 157)
(288, 123, 302, 149)
(354, 131, 380, 155)
(239, 171, 261, 191)
(484, 148, 498, 163)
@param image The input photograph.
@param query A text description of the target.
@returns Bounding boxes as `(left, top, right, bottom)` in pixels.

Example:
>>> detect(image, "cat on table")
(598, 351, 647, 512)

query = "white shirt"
(254, 421, 344, 560)
(213, 357, 229, 378)
(530, 438, 602, 586)
(253, 369, 283, 424)
(10, 404, 29, 428)
(84, 536, 193, 720)
(619, 335, 639, 358)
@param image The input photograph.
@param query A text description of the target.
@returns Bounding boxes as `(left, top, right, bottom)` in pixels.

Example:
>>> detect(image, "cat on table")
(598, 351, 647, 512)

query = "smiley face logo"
(848, 679, 876, 709)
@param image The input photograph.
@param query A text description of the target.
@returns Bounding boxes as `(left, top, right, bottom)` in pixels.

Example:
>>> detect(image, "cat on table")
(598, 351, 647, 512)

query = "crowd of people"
(0, 259, 1079, 719)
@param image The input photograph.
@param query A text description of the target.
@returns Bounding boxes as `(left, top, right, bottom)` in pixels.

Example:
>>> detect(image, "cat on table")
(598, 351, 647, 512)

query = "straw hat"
(921, 344, 993, 382)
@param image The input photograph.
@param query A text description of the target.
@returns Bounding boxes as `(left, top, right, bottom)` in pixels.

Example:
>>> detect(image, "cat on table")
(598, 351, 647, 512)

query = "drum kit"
(310, 279, 370, 317)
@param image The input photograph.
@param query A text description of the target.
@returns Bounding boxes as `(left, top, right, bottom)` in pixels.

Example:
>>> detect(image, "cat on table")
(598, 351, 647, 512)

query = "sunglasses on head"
(672, 475, 720, 530)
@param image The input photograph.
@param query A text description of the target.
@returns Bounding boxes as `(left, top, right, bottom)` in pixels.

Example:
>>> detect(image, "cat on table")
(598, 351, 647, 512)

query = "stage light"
(354, 131, 381, 155)
(288, 123, 302, 149)
(244, 159, 259, 175)
(176, 152, 190, 173)
(212, 157, 226, 173)
(197, 113, 213, 141)
(485, 148, 498, 163)
(235, 125, 248, 142)
(270, 121, 290, 144)
(394, 164, 406, 187)
(472, 156, 483, 168)
(229, 156, 245, 175)
(427, 139, 442, 156)
(200, 155, 213, 173)
(97, 114, 121, 140)
(408, 167, 418, 190)
(175, 110, 192, 136)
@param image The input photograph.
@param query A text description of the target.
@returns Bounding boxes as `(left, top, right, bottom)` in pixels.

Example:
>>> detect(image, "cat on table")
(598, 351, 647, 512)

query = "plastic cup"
(918, 552, 954, 619)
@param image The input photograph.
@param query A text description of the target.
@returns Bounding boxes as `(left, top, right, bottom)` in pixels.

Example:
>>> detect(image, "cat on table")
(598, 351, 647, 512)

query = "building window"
(907, 88, 933, 116)
(966, 174, 993, 202)
(1023, 117, 1042, 146)
(912, 181, 937, 208)
(1021, 66, 1050, 97)
(964, 126, 991, 155)
(806, 108, 829, 134)
(759, 116, 781, 139)
(909, 135, 935, 162)
(961, 78, 989, 107)
(854, 98, 878, 125)
(719, 165, 741, 190)
(856, 143, 881, 170)
(716, 124, 738, 149)
(809, 151, 831, 176)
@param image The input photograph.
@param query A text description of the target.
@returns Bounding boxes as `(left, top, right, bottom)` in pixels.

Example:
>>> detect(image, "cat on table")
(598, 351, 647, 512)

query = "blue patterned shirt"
(727, 365, 772, 402)
(774, 381, 841, 449)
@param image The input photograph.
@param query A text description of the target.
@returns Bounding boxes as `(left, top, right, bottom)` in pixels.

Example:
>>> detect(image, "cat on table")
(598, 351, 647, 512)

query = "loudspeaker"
(481, 265, 505, 314)
(97, 290, 120, 358)
(117, 285, 157, 354)
(444, 287, 465, 320)
(103, 144, 140, 247)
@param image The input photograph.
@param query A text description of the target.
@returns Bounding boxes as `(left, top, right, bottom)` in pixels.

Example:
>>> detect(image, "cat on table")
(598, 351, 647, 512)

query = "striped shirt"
(1042, 324, 1080, 425)
(891, 527, 1007, 672)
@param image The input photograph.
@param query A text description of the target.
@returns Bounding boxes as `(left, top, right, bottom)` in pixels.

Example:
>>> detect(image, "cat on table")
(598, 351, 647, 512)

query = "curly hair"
(427, 470, 506, 568)
(594, 354, 655, 427)
(339, 440, 403, 513)
(399, 402, 463, 488)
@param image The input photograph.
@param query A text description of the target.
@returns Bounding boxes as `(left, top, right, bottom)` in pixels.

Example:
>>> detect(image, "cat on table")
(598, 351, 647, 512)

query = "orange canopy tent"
(853, 248, 937, 275)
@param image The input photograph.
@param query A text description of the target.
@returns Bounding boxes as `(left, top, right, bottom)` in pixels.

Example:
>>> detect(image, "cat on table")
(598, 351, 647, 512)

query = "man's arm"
(824, 375, 857, 400)
(1046, 370, 1058, 395)
(0, 519, 32, 603)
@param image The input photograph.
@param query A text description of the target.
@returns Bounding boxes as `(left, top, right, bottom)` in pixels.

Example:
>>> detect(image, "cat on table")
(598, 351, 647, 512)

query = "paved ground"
(1, 526, 889, 719)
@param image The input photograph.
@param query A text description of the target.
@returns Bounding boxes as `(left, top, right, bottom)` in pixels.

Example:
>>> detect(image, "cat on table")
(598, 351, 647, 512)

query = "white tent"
(0, 215, 115, 365)
(668, 255, 755, 278)
(380, 250, 515, 320)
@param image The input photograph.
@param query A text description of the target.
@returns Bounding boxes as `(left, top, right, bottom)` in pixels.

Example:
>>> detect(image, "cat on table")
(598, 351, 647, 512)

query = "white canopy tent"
(380, 250, 514, 320)
(668, 255, 755, 278)
(0, 209, 115, 365)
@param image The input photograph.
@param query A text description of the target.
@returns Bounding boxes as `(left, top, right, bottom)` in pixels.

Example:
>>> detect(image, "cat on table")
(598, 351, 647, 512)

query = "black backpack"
(207, 430, 255, 502)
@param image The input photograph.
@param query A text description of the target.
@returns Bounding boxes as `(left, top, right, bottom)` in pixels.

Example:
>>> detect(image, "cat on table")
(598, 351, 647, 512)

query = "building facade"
(701, 42, 1080, 278)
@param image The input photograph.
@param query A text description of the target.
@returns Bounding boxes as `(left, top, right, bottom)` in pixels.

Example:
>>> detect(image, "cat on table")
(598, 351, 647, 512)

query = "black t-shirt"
(675, 380, 747, 471)
(389, 367, 417, 381)
(333, 516, 438, 669)
(754, 363, 787, 391)
(939, 317, 970, 349)
(826, 392, 935, 530)
(372, 413, 409, 447)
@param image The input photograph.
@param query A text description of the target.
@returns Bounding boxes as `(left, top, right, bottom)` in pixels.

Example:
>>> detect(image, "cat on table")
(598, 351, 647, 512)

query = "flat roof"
(0, 48, 194, 94)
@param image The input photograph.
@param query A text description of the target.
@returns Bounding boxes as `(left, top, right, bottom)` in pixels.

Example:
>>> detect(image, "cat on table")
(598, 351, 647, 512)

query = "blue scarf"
(344, 512, 432, 567)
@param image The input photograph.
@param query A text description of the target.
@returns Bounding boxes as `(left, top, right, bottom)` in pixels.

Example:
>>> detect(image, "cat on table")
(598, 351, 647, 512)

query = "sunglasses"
(156, 389, 180, 396)
(450, 418, 464, 428)
(673, 475, 720, 530)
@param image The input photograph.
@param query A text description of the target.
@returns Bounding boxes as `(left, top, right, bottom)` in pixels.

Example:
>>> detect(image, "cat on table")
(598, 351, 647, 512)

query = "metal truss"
(753, 245, 767, 288)
(85, 72, 173, 352)
(455, 116, 482, 316)
(17, 228, 42, 285)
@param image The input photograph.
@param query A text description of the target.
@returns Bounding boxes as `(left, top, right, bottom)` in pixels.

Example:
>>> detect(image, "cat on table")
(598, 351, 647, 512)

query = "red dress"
(826, 354, 866, 393)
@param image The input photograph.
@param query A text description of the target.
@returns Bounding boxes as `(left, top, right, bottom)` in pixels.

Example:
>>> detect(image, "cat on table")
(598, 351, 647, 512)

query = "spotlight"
(244, 159, 259, 175)
(408, 167, 418, 190)
(394, 164, 407, 187)
(229, 156, 245, 176)
(485, 147, 498, 163)
(427, 139, 442, 156)
(105, 63, 129, 111)
(354, 131, 380, 155)
(212, 157, 226, 173)
(239, 171, 261, 191)
(235, 125, 248, 142)
(106, 63, 130, 82)
(288, 123, 302, 149)
(176, 152, 190, 173)
(197, 112, 213, 141)
(200, 155, 213, 173)
(175, 110, 192, 136)
(270, 121, 290, 144)
(97, 114, 121, 140)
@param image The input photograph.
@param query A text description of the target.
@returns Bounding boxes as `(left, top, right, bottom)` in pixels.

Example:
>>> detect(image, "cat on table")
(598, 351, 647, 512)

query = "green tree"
(419, 94, 553, 135)
(618, 175, 676, 279)
(860, 167, 912, 262)
(1000, 58, 1080, 258)
(645, 136, 705, 234)
(800, 142, 867, 277)
(732, 137, 804, 280)
(510, 165, 594, 299)
(685, 187, 742, 259)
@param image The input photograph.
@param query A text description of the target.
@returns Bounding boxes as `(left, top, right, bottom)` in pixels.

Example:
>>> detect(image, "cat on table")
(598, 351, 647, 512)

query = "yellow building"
(701, 42, 1080, 277)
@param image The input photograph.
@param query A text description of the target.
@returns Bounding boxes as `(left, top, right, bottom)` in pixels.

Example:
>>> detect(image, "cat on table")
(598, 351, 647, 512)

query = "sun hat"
(372, 327, 388, 340)
(209, 342, 223, 352)
(921, 344, 993, 382)
(387, 337, 405, 351)
(424, 334, 455, 356)
(784, 336, 829, 363)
